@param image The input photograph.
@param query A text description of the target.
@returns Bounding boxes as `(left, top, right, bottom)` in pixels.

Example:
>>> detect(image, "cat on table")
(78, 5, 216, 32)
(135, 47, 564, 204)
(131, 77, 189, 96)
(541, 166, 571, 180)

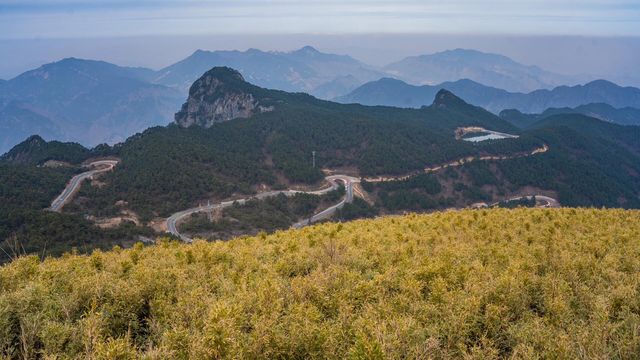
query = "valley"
(27, 106, 575, 247)
(47, 135, 551, 242)
(1, 66, 640, 262)
(3, 2, 640, 358)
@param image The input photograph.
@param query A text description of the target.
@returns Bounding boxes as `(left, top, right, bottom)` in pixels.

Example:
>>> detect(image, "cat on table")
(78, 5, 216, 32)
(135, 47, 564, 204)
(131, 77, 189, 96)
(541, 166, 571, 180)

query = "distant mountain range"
(154, 46, 384, 99)
(161, 47, 577, 98)
(0, 46, 634, 153)
(0, 58, 183, 153)
(337, 78, 640, 117)
(500, 103, 640, 128)
(0, 46, 386, 153)
(383, 49, 579, 93)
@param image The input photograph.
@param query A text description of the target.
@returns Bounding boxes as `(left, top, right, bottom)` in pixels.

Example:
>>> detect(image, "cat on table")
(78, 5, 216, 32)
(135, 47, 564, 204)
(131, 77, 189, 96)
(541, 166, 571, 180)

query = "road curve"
(49, 160, 119, 212)
(292, 175, 358, 229)
(166, 175, 359, 242)
(166, 142, 553, 242)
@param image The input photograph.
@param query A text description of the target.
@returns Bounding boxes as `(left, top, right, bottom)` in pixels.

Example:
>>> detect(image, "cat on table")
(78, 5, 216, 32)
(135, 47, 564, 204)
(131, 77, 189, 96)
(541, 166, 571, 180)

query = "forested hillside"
(2, 208, 639, 358)
(0, 164, 124, 262)
(0, 163, 157, 263)
(0, 135, 90, 165)
(2, 67, 640, 260)
(73, 69, 531, 220)
(0, 135, 151, 262)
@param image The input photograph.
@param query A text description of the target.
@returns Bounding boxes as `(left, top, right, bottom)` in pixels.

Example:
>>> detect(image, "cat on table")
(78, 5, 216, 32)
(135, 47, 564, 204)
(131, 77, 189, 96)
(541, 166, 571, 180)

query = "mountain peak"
(52, 57, 103, 68)
(444, 48, 483, 55)
(245, 48, 265, 54)
(584, 79, 618, 88)
(1, 135, 89, 165)
(377, 77, 405, 84)
(191, 49, 210, 56)
(295, 45, 320, 54)
(200, 66, 246, 83)
(24, 134, 46, 146)
(182, 66, 250, 98)
(175, 66, 274, 128)
(432, 89, 468, 108)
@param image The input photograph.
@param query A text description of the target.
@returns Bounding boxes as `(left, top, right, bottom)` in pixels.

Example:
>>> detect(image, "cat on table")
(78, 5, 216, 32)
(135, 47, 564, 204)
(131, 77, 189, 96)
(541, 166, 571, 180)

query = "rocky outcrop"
(174, 67, 274, 128)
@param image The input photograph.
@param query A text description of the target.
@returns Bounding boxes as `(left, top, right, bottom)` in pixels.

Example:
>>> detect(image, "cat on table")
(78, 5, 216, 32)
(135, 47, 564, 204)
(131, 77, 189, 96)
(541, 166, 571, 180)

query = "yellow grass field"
(2, 208, 640, 359)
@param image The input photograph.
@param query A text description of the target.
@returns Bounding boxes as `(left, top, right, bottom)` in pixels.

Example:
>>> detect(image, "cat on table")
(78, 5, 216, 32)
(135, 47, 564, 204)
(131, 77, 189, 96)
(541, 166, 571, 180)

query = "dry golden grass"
(1, 208, 640, 359)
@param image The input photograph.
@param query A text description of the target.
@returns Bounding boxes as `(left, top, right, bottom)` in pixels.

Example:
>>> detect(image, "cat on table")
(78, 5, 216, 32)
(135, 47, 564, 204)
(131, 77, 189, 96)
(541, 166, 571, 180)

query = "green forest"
(1, 71, 639, 261)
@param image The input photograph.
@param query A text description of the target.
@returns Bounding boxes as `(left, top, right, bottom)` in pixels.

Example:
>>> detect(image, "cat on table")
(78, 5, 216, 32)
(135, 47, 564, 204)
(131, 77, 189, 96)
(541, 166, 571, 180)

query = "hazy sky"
(1, 0, 639, 84)
(2, 0, 639, 38)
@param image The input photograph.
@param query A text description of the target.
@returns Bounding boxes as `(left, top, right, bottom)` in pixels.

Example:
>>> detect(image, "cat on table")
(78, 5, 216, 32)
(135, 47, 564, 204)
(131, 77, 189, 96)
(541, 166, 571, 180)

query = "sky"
(2, 0, 639, 38)
(1, 0, 639, 83)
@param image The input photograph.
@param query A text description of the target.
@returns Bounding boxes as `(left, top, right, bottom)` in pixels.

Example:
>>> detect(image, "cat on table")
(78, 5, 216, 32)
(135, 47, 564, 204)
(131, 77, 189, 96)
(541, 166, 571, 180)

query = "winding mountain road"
(50, 133, 552, 242)
(363, 144, 549, 183)
(49, 160, 119, 212)
(167, 175, 359, 242)
(166, 141, 554, 242)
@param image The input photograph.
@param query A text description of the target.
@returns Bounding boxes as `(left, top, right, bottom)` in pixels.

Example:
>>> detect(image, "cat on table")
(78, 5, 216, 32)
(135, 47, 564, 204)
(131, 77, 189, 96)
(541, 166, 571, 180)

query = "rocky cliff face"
(174, 67, 274, 128)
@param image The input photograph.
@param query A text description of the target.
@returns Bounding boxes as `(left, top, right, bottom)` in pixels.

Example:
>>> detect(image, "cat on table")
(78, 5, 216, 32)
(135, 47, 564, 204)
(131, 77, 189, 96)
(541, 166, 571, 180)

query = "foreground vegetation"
(1, 208, 639, 358)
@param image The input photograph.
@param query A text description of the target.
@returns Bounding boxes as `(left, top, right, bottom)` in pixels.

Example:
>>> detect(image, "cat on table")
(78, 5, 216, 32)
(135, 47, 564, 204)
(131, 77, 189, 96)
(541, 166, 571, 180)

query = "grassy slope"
(1, 208, 640, 358)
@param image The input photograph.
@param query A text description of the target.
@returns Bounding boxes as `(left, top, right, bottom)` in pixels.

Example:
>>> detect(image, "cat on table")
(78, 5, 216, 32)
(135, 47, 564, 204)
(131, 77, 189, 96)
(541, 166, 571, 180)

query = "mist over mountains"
(337, 77, 640, 117)
(154, 46, 385, 99)
(1, 46, 638, 154)
(383, 49, 578, 93)
(0, 58, 183, 153)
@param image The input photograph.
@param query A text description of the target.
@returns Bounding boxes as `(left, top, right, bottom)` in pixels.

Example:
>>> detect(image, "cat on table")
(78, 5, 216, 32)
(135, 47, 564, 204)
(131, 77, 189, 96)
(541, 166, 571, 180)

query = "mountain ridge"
(501, 103, 640, 128)
(383, 48, 579, 92)
(0, 57, 184, 153)
(1, 47, 632, 154)
(154, 46, 384, 98)
(337, 77, 640, 115)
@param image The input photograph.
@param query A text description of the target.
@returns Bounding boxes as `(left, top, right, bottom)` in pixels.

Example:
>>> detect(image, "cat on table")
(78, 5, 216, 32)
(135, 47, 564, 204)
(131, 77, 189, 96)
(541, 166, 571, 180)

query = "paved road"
(364, 144, 549, 183)
(292, 175, 358, 229)
(49, 160, 119, 212)
(166, 175, 359, 242)
(166, 151, 560, 243)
